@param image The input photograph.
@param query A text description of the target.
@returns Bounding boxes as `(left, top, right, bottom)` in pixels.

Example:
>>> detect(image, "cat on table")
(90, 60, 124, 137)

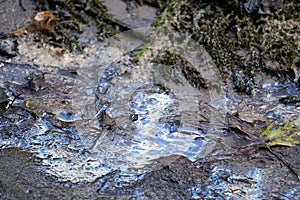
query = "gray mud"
(0, 0, 299, 199)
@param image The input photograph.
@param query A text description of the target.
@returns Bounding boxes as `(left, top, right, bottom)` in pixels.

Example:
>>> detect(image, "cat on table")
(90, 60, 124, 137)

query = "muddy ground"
(0, 0, 299, 199)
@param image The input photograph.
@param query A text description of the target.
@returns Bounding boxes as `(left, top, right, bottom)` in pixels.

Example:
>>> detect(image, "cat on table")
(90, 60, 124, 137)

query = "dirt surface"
(101, 0, 157, 29)
(0, 0, 36, 33)
(0, 0, 300, 199)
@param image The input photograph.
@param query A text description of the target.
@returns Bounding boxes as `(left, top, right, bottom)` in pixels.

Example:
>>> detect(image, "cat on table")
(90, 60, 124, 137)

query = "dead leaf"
(8, 11, 68, 36)
(260, 122, 300, 148)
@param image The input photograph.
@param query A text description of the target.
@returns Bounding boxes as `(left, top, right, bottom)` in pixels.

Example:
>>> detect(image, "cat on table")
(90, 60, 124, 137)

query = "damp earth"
(0, 0, 300, 199)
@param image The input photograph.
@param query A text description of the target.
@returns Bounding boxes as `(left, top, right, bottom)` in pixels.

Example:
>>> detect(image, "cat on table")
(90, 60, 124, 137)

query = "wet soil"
(0, 0, 300, 199)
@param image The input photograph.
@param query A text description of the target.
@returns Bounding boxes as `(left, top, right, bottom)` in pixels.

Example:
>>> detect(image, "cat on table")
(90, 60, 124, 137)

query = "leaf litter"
(8, 11, 77, 36)
(215, 112, 300, 180)
(261, 122, 300, 148)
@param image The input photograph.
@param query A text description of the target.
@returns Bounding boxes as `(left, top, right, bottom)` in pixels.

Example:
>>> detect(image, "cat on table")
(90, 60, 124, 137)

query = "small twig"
(5, 93, 22, 109)
(266, 146, 300, 180)
(19, 0, 26, 11)
(52, 20, 80, 28)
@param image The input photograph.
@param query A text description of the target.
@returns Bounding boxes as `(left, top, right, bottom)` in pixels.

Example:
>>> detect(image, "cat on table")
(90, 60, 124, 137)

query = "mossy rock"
(150, 50, 207, 89)
(152, 0, 300, 94)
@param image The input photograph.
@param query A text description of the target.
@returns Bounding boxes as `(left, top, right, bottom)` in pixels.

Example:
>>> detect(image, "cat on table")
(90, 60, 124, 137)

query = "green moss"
(0, 87, 9, 109)
(84, 0, 127, 39)
(231, 69, 255, 95)
(277, 0, 300, 21)
(151, 50, 207, 89)
(151, 0, 300, 94)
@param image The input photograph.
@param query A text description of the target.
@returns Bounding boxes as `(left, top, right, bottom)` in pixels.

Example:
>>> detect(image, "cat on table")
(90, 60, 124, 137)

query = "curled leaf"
(8, 11, 73, 36)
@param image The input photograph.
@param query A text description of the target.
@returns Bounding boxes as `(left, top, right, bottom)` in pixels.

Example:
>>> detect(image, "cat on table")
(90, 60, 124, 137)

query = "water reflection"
(1, 28, 299, 187)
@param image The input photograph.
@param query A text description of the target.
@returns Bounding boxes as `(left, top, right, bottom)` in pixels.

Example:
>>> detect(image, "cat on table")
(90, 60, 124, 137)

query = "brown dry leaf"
(8, 11, 59, 36)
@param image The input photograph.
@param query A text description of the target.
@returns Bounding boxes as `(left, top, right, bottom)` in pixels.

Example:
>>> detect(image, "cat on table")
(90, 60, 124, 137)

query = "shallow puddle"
(0, 28, 226, 184)
(0, 27, 299, 198)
